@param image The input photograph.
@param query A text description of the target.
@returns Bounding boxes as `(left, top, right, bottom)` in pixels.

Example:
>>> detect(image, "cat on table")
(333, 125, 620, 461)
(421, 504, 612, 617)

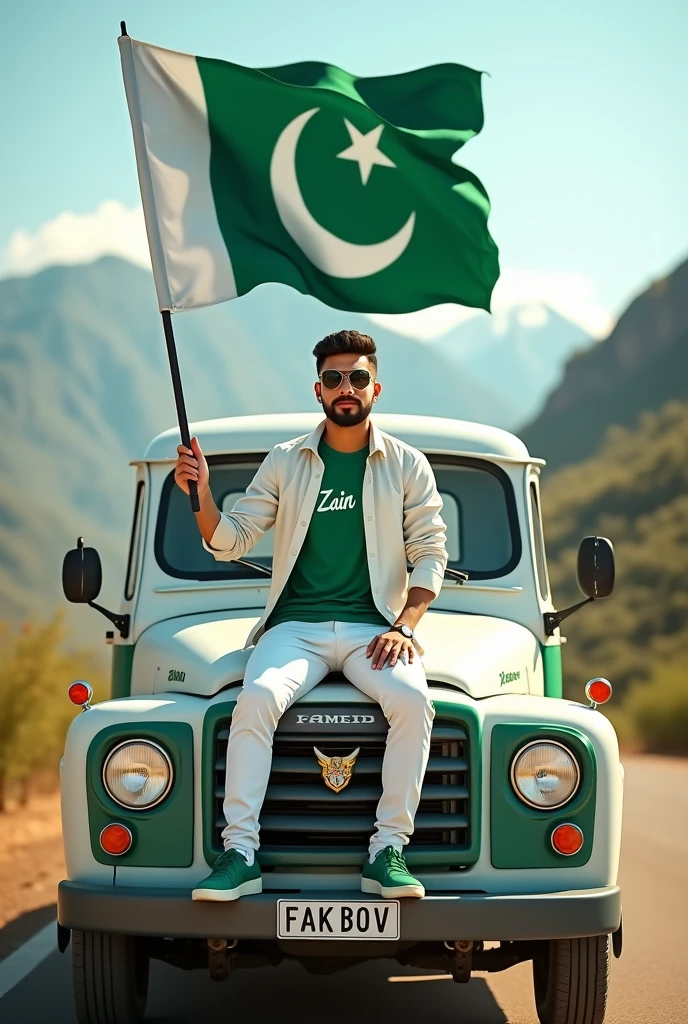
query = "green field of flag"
(120, 36, 499, 315)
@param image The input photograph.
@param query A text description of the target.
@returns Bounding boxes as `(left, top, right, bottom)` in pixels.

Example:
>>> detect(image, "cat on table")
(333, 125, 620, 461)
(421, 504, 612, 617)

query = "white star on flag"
(336, 119, 396, 185)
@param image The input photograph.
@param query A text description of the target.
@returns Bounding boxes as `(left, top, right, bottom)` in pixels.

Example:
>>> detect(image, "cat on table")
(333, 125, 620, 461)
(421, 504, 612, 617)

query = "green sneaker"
(361, 846, 425, 899)
(191, 849, 262, 902)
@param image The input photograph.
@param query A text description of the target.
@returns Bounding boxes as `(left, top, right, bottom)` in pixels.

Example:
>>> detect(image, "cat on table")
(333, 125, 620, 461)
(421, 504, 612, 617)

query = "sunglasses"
(319, 368, 374, 390)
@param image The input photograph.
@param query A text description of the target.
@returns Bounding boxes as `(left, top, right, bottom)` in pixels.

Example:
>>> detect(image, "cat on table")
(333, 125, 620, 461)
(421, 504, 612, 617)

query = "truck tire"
(533, 936, 610, 1024)
(72, 930, 149, 1024)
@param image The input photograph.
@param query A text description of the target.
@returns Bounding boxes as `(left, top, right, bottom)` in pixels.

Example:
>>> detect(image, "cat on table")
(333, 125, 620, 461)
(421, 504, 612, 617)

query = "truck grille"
(212, 701, 473, 864)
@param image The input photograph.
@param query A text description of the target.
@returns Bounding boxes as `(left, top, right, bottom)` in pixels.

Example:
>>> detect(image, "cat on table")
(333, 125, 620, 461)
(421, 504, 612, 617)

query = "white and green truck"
(57, 412, 622, 1024)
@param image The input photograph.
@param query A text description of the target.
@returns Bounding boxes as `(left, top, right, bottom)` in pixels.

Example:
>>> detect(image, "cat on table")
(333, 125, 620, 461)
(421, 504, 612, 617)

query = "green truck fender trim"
(201, 697, 482, 869)
(111, 645, 135, 699)
(490, 723, 596, 869)
(540, 643, 563, 698)
(86, 721, 194, 867)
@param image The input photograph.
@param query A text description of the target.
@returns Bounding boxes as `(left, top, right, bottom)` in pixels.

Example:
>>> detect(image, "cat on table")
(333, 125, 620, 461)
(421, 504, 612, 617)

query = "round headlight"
(103, 740, 173, 810)
(510, 740, 580, 810)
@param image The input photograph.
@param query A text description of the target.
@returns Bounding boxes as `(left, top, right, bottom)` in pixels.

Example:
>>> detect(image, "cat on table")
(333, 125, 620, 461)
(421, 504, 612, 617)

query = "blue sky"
(2, 0, 686, 335)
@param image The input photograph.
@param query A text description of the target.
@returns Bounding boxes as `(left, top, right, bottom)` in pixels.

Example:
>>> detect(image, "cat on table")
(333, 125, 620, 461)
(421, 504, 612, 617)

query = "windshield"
(155, 453, 521, 581)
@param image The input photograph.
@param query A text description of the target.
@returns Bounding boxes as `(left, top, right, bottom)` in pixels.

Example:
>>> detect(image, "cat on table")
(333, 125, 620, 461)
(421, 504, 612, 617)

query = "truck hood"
(131, 609, 542, 699)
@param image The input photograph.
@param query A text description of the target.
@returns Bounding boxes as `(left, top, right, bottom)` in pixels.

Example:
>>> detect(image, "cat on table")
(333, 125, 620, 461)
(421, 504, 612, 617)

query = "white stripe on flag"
(119, 37, 237, 312)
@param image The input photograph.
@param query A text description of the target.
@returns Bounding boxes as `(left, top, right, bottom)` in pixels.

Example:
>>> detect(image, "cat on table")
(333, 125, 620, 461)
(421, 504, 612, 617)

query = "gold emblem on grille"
(314, 746, 360, 793)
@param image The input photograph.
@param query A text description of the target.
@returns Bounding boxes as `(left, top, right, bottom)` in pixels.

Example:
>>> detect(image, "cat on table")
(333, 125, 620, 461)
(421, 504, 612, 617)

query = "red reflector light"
(585, 677, 612, 705)
(68, 681, 92, 707)
(551, 823, 584, 856)
(100, 824, 133, 856)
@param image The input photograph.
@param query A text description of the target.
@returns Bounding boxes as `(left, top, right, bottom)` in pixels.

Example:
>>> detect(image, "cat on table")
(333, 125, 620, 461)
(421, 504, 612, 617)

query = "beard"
(322, 394, 373, 427)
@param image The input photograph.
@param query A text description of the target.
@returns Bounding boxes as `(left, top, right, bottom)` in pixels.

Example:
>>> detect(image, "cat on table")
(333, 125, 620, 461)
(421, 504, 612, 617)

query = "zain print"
(316, 489, 357, 512)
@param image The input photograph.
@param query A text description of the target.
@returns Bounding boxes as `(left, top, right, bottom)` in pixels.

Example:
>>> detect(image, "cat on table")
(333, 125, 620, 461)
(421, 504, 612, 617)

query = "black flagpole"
(120, 20, 200, 514)
(161, 311, 200, 513)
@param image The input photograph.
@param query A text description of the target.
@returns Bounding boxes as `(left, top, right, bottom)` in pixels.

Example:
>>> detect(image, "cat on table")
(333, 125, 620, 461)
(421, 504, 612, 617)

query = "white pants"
(222, 620, 435, 858)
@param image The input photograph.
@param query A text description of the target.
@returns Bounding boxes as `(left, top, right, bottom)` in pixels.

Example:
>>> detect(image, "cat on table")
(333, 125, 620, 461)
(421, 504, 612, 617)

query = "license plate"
(277, 900, 400, 940)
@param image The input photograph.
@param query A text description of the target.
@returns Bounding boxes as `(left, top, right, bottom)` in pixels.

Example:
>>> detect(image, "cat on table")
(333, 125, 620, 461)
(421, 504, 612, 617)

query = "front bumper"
(58, 881, 621, 942)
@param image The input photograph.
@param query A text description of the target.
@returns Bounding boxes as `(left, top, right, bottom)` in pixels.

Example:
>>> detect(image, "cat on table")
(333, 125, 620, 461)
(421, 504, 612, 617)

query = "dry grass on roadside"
(0, 790, 63, 864)
(0, 789, 65, 929)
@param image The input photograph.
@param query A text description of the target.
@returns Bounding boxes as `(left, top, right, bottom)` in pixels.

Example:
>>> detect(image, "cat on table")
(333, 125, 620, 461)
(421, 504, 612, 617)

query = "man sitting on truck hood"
(174, 329, 448, 902)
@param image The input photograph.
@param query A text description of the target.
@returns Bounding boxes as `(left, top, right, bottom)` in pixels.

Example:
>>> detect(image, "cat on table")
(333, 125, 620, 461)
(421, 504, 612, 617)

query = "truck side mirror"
(577, 536, 615, 599)
(62, 537, 103, 603)
(544, 535, 615, 636)
(61, 537, 130, 638)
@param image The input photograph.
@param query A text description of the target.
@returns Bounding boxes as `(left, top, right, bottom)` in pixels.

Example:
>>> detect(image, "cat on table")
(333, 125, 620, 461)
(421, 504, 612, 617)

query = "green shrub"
(599, 704, 638, 753)
(0, 610, 107, 809)
(624, 660, 688, 755)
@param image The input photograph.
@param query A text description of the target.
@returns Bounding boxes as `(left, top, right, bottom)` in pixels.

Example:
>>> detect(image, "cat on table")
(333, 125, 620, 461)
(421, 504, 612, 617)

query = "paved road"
(1, 756, 686, 1024)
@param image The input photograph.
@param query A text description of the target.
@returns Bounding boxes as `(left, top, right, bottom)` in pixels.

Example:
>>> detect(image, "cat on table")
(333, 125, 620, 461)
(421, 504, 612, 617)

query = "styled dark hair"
(313, 329, 378, 375)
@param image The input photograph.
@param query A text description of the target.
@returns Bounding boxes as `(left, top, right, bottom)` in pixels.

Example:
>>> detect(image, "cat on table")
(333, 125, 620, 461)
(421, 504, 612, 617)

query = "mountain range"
(521, 257, 688, 469)
(4, 250, 685, 661)
(430, 303, 590, 428)
(0, 256, 585, 644)
(522, 255, 688, 701)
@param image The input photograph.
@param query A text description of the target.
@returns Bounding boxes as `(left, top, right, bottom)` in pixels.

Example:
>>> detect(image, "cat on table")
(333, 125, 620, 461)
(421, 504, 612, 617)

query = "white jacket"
(203, 418, 448, 646)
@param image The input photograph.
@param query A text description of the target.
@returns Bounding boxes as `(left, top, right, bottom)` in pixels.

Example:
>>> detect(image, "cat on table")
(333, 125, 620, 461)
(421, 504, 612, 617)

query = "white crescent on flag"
(270, 108, 416, 280)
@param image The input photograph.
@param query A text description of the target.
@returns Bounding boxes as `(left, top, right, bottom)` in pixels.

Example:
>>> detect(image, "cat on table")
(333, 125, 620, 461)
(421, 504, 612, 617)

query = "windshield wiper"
(444, 568, 469, 584)
(234, 557, 273, 577)
(406, 565, 468, 583)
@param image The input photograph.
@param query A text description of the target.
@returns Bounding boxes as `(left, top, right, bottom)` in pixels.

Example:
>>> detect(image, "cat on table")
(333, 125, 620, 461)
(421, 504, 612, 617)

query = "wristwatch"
(391, 622, 414, 640)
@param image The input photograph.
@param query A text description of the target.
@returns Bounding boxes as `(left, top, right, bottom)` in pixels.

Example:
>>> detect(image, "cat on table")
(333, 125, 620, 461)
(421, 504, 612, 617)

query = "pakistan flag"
(119, 35, 499, 315)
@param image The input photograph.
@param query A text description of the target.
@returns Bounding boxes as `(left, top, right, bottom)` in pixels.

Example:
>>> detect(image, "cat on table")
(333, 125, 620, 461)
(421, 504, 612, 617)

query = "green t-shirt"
(266, 439, 388, 629)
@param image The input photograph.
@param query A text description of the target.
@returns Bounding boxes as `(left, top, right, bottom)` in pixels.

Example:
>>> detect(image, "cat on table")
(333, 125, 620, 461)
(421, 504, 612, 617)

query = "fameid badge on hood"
(314, 746, 360, 793)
